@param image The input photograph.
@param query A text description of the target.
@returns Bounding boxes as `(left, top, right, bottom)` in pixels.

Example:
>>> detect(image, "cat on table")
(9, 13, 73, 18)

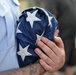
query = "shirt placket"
(5, 10, 15, 47)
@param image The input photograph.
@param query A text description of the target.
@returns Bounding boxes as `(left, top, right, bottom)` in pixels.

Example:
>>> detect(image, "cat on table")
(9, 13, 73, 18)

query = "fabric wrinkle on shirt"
(0, 0, 20, 71)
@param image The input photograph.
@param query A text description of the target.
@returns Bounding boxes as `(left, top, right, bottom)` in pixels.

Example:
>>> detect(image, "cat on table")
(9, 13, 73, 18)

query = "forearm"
(0, 63, 45, 75)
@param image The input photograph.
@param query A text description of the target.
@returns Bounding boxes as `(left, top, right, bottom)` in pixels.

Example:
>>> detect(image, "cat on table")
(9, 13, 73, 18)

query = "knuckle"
(38, 51, 43, 56)
(45, 39, 50, 44)
(58, 37, 62, 41)
(58, 58, 62, 64)
(62, 51, 65, 57)
(47, 48, 52, 54)
(58, 51, 65, 59)
(61, 53, 65, 65)
(51, 61, 62, 72)
(45, 58, 50, 63)
(47, 59, 51, 64)
(46, 67, 52, 72)
(51, 43, 56, 48)
(51, 64, 57, 72)
(55, 58, 62, 66)
(50, 53, 54, 58)
(56, 58, 64, 69)
(40, 43, 45, 48)
(59, 52, 65, 63)
(51, 68, 56, 73)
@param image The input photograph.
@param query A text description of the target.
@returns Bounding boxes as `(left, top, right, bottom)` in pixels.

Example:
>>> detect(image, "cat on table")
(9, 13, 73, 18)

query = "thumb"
(54, 29, 59, 36)
(54, 36, 64, 49)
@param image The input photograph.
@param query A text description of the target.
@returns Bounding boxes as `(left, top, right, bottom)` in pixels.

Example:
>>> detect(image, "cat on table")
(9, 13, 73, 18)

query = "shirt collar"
(0, 0, 10, 17)
(12, 0, 20, 6)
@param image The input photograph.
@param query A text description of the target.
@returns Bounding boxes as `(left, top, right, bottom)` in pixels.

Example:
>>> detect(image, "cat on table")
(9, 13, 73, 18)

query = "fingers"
(36, 40, 58, 61)
(39, 59, 53, 72)
(40, 37, 63, 57)
(35, 47, 64, 72)
(54, 36, 64, 49)
(39, 59, 59, 73)
(35, 48, 54, 66)
(54, 29, 59, 36)
(35, 36, 65, 72)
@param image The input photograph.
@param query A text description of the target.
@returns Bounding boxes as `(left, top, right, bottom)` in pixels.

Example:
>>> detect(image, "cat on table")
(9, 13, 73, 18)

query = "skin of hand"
(35, 29, 65, 73)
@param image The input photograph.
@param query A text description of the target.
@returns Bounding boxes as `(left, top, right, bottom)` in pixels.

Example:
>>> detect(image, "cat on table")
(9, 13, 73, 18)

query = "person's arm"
(0, 62, 45, 75)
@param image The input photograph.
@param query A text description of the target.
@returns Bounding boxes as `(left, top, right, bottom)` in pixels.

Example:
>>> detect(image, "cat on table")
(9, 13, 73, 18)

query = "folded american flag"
(16, 7, 58, 67)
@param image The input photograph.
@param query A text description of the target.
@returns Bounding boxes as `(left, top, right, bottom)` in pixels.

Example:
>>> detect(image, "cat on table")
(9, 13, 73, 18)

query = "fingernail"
(36, 40, 41, 46)
(36, 40, 39, 44)
(54, 36, 57, 39)
(41, 37, 45, 40)
(35, 48, 39, 53)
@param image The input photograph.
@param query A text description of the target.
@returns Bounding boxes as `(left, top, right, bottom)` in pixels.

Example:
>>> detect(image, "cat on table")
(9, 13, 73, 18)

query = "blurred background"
(19, 0, 45, 11)
(19, 0, 76, 75)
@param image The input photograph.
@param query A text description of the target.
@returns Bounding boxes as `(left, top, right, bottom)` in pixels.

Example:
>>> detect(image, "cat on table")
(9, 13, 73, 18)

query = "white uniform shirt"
(0, 0, 20, 71)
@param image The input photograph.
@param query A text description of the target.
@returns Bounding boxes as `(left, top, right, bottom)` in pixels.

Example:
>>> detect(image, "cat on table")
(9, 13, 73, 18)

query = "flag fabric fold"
(16, 7, 58, 67)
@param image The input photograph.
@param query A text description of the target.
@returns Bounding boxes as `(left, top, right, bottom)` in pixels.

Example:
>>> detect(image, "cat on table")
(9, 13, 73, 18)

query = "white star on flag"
(36, 31, 45, 40)
(16, 29, 22, 33)
(26, 10, 41, 28)
(17, 45, 32, 61)
(36, 34, 42, 40)
(48, 16, 53, 27)
(16, 22, 22, 33)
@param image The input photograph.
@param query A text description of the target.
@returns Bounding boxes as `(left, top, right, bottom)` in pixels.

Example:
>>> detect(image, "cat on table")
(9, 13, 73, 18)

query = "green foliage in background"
(27, 0, 45, 8)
